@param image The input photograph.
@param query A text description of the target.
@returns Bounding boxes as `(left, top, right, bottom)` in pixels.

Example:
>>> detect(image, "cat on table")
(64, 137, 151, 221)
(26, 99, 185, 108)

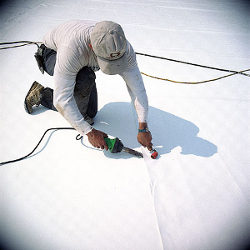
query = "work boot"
(24, 81, 44, 114)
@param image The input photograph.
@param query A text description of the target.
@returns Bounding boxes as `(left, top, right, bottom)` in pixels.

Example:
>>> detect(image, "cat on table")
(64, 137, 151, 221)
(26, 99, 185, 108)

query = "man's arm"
(53, 47, 108, 150)
(138, 122, 153, 149)
(120, 66, 153, 148)
(53, 73, 108, 150)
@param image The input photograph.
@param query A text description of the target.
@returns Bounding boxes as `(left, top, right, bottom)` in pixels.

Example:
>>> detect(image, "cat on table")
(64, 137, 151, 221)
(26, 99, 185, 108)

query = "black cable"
(0, 41, 40, 50)
(0, 127, 77, 166)
(135, 52, 250, 77)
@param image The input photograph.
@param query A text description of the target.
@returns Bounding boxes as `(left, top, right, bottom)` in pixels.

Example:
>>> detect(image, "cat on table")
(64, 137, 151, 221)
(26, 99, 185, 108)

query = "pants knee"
(40, 87, 57, 111)
(42, 46, 56, 76)
(75, 67, 96, 89)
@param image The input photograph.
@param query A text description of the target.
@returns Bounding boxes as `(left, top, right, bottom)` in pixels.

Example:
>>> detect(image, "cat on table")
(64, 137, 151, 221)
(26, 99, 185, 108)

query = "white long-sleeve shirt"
(43, 20, 148, 135)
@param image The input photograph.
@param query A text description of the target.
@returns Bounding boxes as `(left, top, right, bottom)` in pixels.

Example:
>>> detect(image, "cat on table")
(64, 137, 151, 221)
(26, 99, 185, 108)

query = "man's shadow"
(94, 102, 217, 158)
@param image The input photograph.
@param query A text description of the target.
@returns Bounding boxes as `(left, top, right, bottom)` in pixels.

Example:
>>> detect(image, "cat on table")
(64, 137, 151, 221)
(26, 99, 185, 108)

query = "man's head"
(90, 21, 127, 75)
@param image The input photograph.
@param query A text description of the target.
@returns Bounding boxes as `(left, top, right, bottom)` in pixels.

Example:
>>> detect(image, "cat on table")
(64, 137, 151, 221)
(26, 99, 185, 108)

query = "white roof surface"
(1, 0, 250, 250)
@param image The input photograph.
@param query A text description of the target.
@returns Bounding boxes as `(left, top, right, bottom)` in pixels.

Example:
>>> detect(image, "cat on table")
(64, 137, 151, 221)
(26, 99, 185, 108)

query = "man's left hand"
(137, 131, 153, 149)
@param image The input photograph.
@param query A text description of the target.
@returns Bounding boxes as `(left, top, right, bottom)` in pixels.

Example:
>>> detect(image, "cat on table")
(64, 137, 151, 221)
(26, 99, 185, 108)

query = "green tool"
(104, 137, 143, 158)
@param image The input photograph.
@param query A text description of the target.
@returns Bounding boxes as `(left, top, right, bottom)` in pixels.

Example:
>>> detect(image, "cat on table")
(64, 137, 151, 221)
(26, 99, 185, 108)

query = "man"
(24, 20, 152, 151)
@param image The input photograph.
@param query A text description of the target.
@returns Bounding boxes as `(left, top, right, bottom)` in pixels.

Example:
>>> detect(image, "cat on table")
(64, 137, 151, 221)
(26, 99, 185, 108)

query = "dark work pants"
(40, 45, 98, 118)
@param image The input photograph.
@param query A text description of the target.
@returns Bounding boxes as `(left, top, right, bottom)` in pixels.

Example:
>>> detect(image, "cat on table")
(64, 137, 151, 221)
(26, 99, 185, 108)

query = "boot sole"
(24, 81, 39, 114)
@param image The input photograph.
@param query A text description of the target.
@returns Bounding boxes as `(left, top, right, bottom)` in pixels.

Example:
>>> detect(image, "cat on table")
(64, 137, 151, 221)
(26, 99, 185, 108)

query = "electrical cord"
(0, 127, 77, 166)
(135, 52, 250, 77)
(0, 41, 41, 50)
(140, 68, 250, 84)
(135, 52, 250, 84)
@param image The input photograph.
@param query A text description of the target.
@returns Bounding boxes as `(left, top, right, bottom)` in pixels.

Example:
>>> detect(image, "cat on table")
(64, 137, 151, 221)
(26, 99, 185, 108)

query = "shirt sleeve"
(120, 43, 149, 123)
(53, 47, 93, 135)
(120, 66, 149, 123)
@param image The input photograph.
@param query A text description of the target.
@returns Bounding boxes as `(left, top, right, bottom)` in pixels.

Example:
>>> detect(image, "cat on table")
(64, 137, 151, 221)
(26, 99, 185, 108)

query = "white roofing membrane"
(0, 0, 250, 250)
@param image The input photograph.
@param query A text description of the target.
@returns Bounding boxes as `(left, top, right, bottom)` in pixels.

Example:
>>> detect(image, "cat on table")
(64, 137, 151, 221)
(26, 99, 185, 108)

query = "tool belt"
(34, 44, 46, 74)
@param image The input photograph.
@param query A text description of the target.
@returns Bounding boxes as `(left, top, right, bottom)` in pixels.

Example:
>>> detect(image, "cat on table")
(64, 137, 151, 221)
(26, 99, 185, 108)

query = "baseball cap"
(90, 21, 128, 75)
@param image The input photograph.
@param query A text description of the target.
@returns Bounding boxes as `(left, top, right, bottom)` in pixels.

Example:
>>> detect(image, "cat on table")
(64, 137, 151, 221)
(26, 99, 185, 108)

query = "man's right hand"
(86, 128, 108, 151)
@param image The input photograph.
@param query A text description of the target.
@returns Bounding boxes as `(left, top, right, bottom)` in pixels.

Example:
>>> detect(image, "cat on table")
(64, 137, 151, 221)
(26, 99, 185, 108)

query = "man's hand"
(86, 128, 108, 150)
(137, 122, 153, 149)
(137, 131, 153, 149)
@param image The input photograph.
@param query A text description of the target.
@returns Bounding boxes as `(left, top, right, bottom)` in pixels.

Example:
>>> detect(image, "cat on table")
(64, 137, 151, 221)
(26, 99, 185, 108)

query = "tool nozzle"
(148, 148, 158, 159)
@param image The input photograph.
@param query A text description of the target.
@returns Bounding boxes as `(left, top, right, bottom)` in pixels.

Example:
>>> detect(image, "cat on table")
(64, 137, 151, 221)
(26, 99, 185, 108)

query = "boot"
(24, 81, 44, 114)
